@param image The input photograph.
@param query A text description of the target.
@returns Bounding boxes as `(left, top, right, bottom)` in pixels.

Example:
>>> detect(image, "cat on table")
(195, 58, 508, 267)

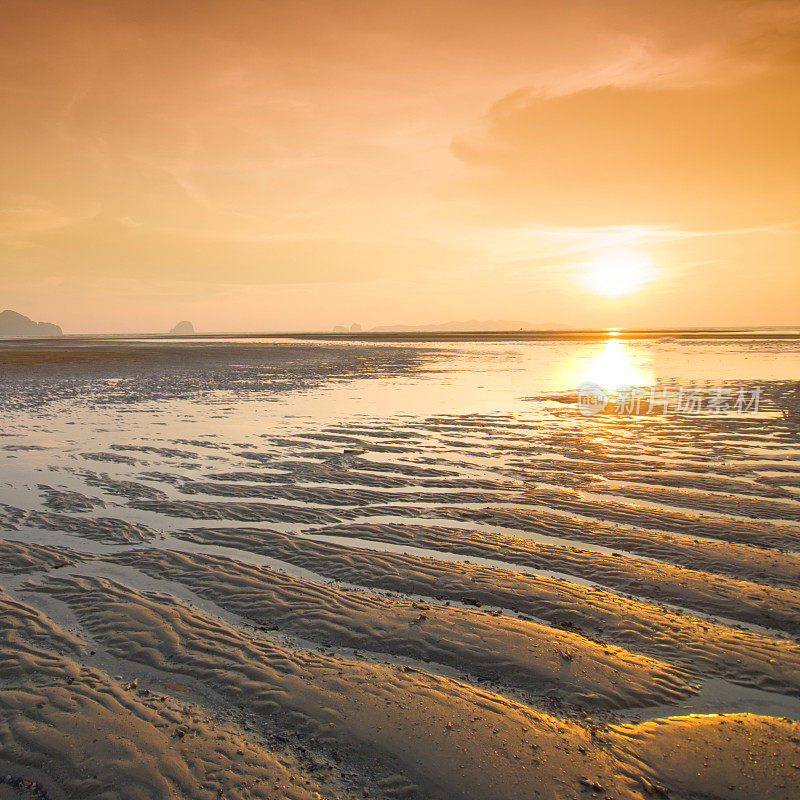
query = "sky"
(2, 0, 799, 333)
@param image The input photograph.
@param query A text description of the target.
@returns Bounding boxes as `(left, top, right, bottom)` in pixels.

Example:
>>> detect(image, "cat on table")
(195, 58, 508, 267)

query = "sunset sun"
(582, 250, 655, 296)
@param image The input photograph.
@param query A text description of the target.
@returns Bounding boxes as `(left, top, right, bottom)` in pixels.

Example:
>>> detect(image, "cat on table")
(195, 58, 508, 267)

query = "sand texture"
(1, 340, 799, 798)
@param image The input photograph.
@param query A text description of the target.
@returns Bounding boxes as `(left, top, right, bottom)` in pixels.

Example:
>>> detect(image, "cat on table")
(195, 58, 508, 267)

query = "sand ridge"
(111, 547, 696, 709)
(175, 526, 800, 697)
(24, 574, 800, 800)
(302, 522, 800, 633)
(0, 587, 337, 800)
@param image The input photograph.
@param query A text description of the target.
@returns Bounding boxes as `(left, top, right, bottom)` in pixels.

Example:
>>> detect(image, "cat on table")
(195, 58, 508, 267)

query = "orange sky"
(2, 0, 799, 333)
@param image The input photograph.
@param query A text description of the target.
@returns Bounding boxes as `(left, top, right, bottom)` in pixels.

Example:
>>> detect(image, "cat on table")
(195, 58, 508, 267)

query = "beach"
(1, 332, 799, 799)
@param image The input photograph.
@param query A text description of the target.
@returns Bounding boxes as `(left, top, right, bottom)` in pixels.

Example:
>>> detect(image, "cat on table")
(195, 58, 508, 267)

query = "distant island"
(0, 310, 62, 338)
(368, 319, 564, 333)
(169, 321, 195, 335)
(331, 319, 567, 334)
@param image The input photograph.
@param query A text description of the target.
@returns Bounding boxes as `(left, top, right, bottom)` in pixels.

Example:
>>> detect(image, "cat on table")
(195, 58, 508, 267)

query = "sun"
(581, 249, 655, 296)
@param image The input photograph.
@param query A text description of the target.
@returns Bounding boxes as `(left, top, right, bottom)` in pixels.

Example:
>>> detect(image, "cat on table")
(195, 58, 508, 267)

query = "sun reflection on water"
(559, 337, 655, 392)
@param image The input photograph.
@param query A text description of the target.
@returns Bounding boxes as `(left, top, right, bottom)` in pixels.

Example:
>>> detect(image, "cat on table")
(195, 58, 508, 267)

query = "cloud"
(1, 215, 469, 285)
(448, 65, 800, 229)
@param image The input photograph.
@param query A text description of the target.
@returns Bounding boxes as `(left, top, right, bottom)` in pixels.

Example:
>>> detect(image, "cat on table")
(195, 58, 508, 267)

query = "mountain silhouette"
(0, 310, 62, 337)
(369, 319, 564, 332)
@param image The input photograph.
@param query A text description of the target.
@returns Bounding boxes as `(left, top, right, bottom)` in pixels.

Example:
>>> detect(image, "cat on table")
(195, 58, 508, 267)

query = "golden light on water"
(582, 250, 656, 296)
(559, 337, 655, 391)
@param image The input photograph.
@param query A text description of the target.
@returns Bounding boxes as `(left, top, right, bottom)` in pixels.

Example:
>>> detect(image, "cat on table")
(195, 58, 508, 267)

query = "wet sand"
(1, 337, 799, 799)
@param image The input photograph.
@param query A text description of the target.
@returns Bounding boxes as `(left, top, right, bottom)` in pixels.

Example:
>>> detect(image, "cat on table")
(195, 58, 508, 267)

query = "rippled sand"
(1, 336, 799, 799)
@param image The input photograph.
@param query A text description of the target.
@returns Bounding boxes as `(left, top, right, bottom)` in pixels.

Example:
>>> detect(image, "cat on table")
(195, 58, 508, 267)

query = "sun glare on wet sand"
(557, 336, 656, 392)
